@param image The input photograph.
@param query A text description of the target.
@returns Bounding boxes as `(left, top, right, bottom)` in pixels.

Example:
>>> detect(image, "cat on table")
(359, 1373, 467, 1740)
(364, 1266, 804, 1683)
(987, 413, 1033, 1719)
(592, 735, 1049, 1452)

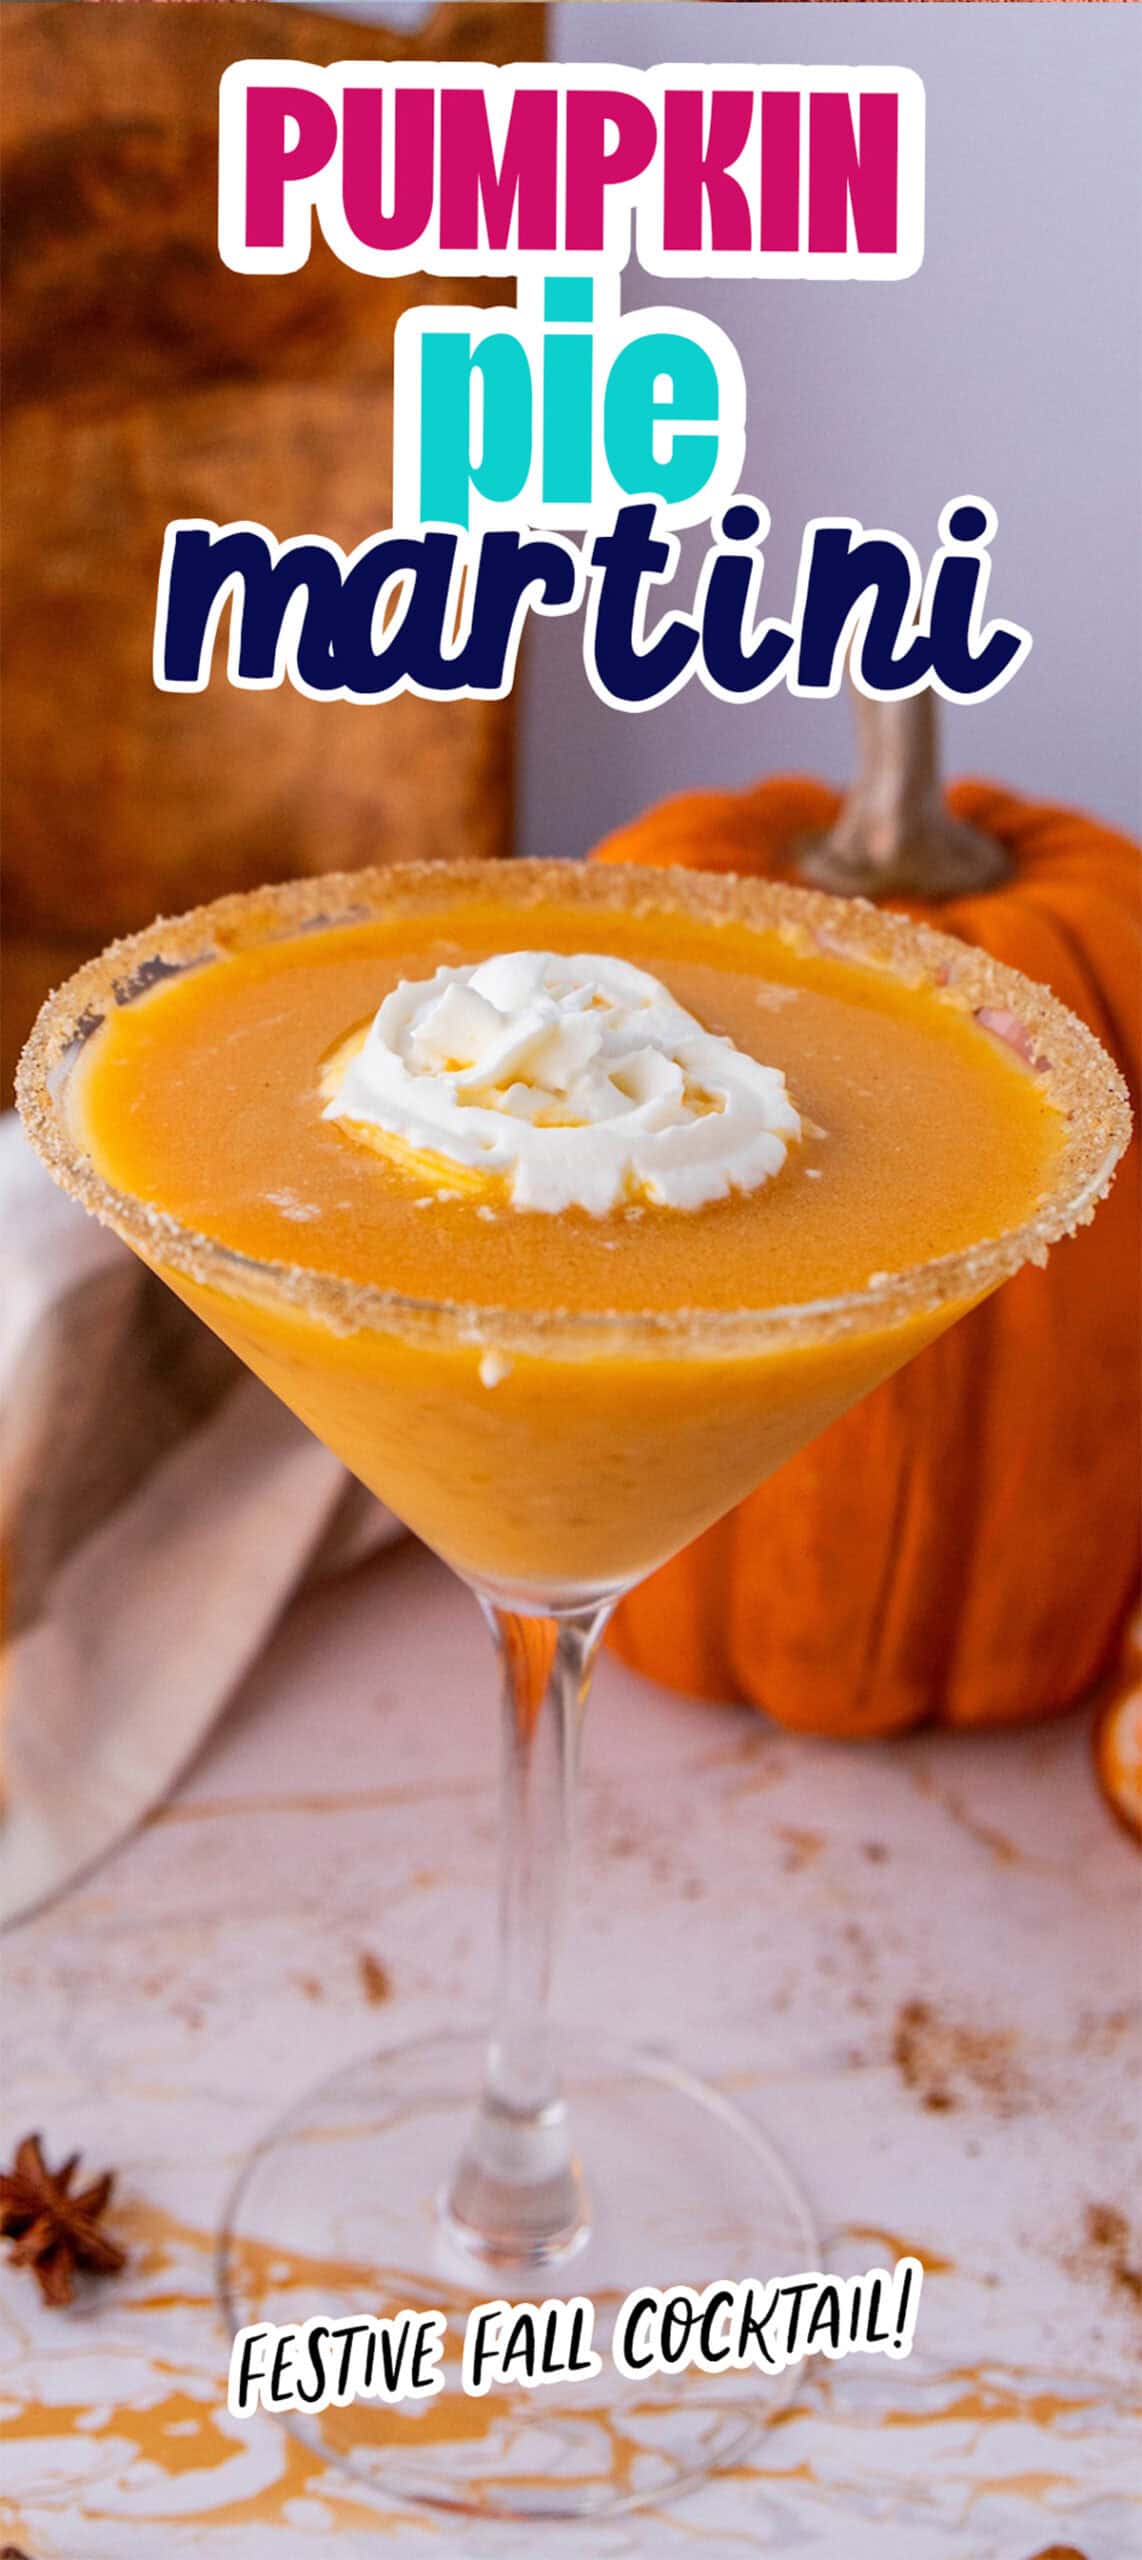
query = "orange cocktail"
(18, 858, 1129, 2521)
(53, 863, 1088, 1599)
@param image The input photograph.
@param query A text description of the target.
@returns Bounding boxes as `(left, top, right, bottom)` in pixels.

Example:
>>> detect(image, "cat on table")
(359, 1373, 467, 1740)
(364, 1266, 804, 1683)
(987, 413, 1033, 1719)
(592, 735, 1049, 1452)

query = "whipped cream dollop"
(322, 951, 801, 1214)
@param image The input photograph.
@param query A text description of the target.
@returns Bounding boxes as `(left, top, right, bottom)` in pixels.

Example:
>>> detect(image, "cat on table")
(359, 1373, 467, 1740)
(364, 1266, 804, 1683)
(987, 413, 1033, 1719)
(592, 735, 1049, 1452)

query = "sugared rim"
(16, 858, 1132, 1357)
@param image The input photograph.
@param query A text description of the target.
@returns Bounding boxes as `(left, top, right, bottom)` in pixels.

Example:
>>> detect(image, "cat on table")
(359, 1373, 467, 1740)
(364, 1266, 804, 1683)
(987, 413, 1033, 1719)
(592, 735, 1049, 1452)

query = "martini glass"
(18, 861, 1130, 2522)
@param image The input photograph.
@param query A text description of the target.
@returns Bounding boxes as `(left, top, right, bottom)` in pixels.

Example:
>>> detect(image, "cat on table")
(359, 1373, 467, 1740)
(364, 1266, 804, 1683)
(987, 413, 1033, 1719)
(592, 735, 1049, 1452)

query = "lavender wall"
(517, 1, 1141, 851)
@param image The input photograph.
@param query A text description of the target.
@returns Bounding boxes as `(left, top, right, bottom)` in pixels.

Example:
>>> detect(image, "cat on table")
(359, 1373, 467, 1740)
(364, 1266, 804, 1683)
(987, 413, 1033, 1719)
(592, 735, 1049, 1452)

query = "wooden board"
(1, 2, 545, 1088)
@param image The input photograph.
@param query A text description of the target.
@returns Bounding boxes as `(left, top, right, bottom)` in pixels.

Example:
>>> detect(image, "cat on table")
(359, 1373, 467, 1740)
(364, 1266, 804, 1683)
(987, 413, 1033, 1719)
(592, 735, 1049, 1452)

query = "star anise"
(0, 2133, 126, 2306)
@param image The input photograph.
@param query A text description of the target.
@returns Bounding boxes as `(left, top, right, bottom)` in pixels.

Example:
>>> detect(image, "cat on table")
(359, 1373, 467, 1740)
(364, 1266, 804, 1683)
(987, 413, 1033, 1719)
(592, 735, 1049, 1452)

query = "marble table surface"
(2, 1537, 1139, 2560)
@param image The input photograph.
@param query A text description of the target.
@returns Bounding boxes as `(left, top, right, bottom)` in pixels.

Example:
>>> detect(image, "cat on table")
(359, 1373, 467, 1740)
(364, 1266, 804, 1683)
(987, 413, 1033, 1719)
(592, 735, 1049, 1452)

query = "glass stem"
(441, 1593, 614, 2272)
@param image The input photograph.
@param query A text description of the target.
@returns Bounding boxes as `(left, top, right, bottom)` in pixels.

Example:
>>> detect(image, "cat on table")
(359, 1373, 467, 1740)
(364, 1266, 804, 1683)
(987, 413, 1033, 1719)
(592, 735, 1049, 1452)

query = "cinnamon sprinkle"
(892, 1998, 1026, 2116)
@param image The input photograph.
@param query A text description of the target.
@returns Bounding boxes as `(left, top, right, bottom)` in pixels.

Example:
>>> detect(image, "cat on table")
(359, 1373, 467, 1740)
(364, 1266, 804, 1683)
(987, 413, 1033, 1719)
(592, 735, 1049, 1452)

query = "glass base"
(217, 2028, 817, 2522)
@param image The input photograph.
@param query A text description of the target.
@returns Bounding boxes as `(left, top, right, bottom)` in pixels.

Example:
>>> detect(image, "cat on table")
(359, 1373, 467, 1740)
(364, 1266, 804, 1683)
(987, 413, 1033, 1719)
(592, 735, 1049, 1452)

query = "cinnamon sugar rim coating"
(16, 859, 1132, 1357)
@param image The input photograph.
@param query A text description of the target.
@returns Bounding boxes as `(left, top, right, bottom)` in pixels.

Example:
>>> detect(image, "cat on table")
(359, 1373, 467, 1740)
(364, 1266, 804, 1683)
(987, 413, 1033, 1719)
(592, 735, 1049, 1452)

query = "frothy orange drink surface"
(71, 863, 1072, 1599)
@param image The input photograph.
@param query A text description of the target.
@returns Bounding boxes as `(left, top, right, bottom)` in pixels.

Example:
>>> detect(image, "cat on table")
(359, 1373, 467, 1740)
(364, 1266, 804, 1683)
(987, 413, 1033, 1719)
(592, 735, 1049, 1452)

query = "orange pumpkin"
(592, 712, 1140, 1735)
(1093, 1606, 1142, 1844)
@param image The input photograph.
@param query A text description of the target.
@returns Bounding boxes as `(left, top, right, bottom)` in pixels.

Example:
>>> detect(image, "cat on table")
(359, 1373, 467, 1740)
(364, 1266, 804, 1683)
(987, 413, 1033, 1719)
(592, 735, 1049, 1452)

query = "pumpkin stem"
(798, 690, 1009, 899)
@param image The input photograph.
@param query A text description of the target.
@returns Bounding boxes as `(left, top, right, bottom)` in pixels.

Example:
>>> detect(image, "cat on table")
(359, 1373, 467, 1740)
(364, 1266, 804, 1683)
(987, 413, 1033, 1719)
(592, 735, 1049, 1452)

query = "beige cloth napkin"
(0, 1116, 400, 1928)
